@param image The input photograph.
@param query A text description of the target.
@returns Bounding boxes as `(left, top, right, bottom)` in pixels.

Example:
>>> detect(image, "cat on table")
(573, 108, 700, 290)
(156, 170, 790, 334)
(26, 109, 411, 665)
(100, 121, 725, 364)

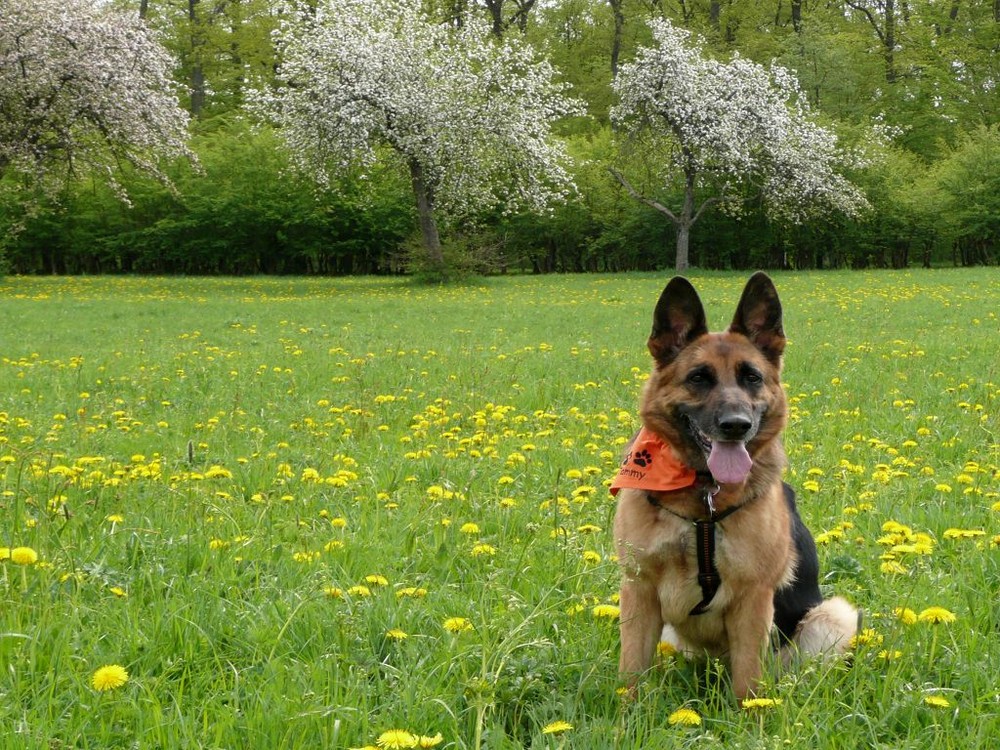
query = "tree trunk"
(609, 0, 624, 80)
(409, 160, 444, 267)
(675, 223, 691, 271)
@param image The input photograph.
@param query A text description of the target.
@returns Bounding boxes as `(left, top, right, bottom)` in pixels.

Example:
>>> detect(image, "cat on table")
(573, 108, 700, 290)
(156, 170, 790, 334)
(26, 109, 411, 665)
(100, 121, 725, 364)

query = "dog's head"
(640, 272, 788, 485)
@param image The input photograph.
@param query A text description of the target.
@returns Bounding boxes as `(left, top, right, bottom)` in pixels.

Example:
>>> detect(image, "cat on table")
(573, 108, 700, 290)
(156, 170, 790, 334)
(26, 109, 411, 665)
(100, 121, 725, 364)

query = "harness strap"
(646, 487, 747, 616)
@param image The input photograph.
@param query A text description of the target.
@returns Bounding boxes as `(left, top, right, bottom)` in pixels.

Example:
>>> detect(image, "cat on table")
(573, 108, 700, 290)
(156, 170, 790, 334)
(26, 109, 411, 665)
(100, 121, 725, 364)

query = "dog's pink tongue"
(707, 442, 753, 484)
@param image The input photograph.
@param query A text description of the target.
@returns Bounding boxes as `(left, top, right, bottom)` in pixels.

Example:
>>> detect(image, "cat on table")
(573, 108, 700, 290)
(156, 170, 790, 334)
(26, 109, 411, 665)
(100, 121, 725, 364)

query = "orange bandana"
(610, 427, 697, 496)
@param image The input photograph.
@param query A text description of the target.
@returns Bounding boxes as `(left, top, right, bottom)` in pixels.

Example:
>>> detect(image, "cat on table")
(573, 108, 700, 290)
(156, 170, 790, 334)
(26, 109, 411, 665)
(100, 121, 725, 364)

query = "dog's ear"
(648, 277, 708, 366)
(729, 272, 785, 364)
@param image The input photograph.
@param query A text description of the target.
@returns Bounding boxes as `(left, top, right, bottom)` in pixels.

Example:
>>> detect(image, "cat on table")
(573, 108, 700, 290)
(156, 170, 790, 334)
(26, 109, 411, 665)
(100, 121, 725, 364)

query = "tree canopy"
(611, 19, 871, 270)
(0, 0, 192, 199)
(2, 0, 999, 274)
(250, 0, 578, 273)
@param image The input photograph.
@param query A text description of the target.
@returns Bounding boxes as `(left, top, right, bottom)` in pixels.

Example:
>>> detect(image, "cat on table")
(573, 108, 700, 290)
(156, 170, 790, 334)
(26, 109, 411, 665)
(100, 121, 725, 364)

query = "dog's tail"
(783, 597, 859, 666)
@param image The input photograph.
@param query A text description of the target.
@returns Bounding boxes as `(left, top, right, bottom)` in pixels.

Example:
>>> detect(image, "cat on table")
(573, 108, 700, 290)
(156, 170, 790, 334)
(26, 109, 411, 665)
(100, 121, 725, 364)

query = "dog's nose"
(717, 412, 753, 440)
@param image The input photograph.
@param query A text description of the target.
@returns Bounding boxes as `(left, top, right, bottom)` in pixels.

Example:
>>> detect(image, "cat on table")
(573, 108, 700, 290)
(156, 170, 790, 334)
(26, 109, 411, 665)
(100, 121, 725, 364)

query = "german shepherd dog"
(612, 273, 857, 701)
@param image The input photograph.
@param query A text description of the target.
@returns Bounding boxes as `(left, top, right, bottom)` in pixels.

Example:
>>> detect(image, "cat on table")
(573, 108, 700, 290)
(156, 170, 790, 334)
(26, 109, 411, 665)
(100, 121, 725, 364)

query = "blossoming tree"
(611, 19, 869, 271)
(250, 0, 577, 271)
(0, 0, 193, 200)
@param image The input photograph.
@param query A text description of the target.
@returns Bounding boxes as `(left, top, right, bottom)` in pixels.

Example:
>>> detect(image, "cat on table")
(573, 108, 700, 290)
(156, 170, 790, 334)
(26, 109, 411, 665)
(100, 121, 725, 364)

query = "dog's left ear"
(729, 272, 785, 364)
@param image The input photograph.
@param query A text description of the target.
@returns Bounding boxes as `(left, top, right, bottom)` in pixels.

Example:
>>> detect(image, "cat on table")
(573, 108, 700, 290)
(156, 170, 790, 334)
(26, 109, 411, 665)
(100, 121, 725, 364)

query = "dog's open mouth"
(688, 419, 754, 485)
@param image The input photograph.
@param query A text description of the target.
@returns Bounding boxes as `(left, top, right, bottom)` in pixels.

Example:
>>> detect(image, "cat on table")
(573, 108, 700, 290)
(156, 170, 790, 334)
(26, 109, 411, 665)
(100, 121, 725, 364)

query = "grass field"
(0, 269, 997, 749)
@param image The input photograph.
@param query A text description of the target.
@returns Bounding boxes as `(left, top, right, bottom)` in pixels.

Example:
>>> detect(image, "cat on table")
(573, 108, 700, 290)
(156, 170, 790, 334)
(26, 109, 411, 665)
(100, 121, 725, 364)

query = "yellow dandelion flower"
(396, 587, 428, 598)
(348, 585, 372, 597)
(10, 547, 38, 565)
(657, 640, 677, 658)
(918, 607, 956, 624)
(375, 729, 418, 749)
(470, 543, 496, 557)
(592, 604, 620, 619)
(741, 697, 783, 710)
(576, 524, 602, 534)
(880, 561, 909, 575)
(541, 720, 573, 735)
(323, 587, 344, 598)
(894, 607, 918, 625)
(581, 550, 602, 564)
(943, 528, 985, 539)
(365, 575, 389, 586)
(106, 514, 125, 523)
(923, 695, 952, 709)
(385, 629, 408, 641)
(109, 586, 127, 598)
(459, 522, 480, 535)
(417, 733, 443, 748)
(91, 664, 129, 692)
(0, 547, 9, 561)
(667, 707, 702, 727)
(850, 628, 883, 648)
(442, 617, 473, 633)
(878, 649, 903, 661)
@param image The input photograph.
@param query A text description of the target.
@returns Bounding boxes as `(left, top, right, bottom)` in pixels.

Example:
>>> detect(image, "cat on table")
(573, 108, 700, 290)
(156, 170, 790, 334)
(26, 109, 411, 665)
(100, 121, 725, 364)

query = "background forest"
(3, 0, 1000, 275)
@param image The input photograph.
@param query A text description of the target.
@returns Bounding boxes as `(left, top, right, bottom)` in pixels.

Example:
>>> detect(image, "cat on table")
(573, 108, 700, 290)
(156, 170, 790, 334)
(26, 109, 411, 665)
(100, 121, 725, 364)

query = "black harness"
(646, 482, 750, 616)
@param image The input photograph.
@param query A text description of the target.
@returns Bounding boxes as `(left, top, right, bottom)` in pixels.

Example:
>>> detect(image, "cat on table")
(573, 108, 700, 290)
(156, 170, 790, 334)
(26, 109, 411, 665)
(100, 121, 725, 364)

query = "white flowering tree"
(250, 0, 577, 271)
(0, 0, 193, 201)
(611, 19, 869, 271)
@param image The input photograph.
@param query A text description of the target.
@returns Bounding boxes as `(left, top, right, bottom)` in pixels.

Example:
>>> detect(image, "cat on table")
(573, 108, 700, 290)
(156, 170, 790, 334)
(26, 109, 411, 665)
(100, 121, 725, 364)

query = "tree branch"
(608, 167, 679, 225)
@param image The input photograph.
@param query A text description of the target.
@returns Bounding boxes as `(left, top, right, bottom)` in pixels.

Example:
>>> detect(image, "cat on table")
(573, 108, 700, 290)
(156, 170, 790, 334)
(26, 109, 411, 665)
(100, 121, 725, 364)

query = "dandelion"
(347, 585, 372, 597)
(442, 617, 473, 633)
(657, 640, 677, 659)
(365, 574, 389, 586)
(667, 707, 702, 727)
(10, 547, 38, 565)
(894, 607, 918, 625)
(417, 734, 443, 748)
(375, 729, 418, 749)
(470, 543, 496, 557)
(943, 528, 985, 540)
(541, 720, 573, 735)
(396, 587, 428, 599)
(385, 629, 408, 641)
(923, 695, 952, 709)
(918, 607, 956, 624)
(850, 628, 883, 648)
(91, 664, 129, 692)
(581, 550, 602, 564)
(459, 522, 480, 535)
(741, 697, 783, 710)
(109, 586, 127, 598)
(323, 587, 344, 598)
(592, 604, 620, 620)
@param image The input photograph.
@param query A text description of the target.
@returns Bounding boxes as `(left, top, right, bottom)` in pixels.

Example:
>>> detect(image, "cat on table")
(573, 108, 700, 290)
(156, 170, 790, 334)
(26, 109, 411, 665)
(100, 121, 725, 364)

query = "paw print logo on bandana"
(632, 449, 653, 468)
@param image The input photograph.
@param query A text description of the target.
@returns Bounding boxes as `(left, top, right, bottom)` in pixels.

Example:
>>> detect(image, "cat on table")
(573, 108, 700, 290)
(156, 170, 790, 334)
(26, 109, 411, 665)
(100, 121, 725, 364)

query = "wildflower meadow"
(0, 270, 997, 749)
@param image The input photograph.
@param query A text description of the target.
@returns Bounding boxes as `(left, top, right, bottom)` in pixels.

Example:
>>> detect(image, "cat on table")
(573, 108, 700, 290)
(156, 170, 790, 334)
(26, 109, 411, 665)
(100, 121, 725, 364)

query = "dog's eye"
(741, 367, 764, 385)
(686, 369, 714, 386)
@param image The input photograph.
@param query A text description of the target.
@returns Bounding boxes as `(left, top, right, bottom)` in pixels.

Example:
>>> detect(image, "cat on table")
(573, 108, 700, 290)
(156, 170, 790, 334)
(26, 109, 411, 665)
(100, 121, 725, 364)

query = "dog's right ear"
(648, 277, 708, 366)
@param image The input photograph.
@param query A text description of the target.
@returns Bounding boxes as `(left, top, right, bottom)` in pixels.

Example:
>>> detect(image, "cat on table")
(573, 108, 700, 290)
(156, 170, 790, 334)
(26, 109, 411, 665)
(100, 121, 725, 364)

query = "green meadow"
(0, 269, 997, 749)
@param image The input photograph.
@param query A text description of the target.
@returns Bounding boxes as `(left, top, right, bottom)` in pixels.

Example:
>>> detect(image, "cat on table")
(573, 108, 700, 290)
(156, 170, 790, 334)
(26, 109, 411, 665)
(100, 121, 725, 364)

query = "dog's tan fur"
(614, 274, 856, 701)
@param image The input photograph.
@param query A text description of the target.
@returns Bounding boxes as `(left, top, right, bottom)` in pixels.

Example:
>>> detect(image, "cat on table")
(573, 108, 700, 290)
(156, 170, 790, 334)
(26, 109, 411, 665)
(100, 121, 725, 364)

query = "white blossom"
(0, 0, 194, 200)
(611, 19, 869, 226)
(248, 0, 578, 224)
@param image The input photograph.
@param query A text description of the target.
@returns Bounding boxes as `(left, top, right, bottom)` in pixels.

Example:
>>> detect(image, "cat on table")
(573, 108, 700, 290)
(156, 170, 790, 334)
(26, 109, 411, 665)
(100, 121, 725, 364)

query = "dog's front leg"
(618, 576, 663, 683)
(725, 586, 775, 701)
